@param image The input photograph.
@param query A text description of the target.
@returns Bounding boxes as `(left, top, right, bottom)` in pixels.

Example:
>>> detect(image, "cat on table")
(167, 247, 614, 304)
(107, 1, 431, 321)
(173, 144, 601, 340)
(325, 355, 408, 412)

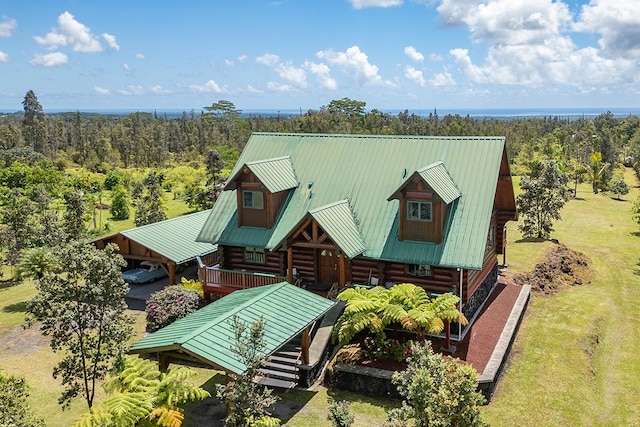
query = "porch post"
(287, 247, 294, 283)
(301, 326, 311, 365)
(168, 262, 177, 285)
(338, 253, 347, 288)
(158, 353, 169, 371)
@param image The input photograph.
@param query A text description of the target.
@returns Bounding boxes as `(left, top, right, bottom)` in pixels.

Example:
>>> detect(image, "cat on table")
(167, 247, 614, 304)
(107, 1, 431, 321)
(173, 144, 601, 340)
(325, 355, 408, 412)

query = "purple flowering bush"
(145, 286, 201, 332)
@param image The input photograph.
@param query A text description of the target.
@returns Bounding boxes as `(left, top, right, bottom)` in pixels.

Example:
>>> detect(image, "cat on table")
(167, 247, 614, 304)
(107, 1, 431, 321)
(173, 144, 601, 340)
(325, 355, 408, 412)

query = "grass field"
(1, 168, 639, 426)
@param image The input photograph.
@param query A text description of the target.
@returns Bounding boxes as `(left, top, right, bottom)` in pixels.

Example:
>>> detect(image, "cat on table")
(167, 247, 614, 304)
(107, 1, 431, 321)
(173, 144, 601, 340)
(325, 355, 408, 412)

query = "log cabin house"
(196, 133, 517, 339)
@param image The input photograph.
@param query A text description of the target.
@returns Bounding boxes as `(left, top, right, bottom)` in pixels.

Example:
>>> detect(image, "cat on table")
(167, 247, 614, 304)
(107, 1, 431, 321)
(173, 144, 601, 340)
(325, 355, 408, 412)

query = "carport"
(93, 209, 217, 285)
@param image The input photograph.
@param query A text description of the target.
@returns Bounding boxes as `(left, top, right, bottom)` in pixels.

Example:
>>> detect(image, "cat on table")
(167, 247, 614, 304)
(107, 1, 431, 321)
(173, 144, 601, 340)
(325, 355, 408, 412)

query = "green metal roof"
(129, 282, 336, 374)
(307, 200, 366, 259)
(198, 133, 514, 270)
(121, 209, 216, 264)
(225, 156, 298, 193)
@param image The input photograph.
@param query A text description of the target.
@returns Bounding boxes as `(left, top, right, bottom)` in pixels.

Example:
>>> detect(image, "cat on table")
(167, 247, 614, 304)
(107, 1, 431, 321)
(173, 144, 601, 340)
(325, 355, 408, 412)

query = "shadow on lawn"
(2, 301, 27, 314)
(182, 372, 319, 426)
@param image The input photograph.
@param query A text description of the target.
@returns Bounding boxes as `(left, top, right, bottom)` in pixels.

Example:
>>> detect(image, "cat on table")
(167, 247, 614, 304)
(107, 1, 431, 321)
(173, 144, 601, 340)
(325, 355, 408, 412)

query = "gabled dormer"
(388, 161, 461, 244)
(224, 156, 297, 229)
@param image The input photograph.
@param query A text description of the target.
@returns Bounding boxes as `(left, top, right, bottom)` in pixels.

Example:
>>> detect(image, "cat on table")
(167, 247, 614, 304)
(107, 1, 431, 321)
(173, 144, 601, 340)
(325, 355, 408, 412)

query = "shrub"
(145, 286, 201, 332)
(362, 336, 413, 363)
(179, 276, 204, 298)
(387, 341, 487, 427)
(328, 399, 355, 427)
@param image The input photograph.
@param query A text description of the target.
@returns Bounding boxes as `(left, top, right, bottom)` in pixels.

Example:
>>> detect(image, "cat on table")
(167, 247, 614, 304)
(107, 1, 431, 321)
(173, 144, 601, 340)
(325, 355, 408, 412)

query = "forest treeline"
(5, 92, 640, 181)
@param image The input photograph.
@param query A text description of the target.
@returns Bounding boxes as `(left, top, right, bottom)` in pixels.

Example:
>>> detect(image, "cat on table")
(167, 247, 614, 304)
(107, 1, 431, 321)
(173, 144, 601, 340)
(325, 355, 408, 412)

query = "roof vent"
(402, 168, 407, 178)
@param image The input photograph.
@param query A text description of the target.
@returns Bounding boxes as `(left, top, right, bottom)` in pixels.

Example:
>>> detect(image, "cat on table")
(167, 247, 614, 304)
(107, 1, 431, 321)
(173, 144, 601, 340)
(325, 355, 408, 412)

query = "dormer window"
(223, 156, 298, 229)
(243, 191, 264, 209)
(388, 161, 461, 244)
(407, 201, 432, 222)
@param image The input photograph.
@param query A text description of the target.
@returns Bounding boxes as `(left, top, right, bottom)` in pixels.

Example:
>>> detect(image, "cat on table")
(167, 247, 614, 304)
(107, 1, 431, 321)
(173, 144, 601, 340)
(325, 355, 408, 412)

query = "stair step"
(269, 354, 300, 364)
(256, 376, 297, 390)
(276, 350, 301, 357)
(265, 361, 298, 372)
(259, 368, 298, 380)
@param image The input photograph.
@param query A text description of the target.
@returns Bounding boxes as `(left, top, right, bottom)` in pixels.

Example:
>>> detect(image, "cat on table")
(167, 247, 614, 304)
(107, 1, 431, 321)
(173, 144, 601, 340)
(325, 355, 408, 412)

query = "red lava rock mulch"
(450, 276, 523, 373)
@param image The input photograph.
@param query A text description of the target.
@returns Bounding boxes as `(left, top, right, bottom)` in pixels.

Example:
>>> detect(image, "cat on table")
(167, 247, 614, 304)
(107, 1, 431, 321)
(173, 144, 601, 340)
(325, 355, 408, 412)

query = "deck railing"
(197, 261, 288, 297)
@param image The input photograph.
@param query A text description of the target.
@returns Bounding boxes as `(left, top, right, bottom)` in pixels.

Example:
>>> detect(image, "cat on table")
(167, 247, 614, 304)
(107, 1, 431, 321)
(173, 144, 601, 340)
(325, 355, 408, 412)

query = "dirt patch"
(508, 243, 590, 294)
(0, 325, 49, 357)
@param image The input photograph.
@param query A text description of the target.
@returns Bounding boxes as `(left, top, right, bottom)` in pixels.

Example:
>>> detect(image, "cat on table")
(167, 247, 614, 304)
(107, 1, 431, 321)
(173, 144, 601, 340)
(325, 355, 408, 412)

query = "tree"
(609, 178, 629, 200)
(133, 171, 167, 226)
(72, 356, 210, 427)
(63, 189, 89, 241)
(587, 151, 609, 194)
(333, 283, 467, 346)
(386, 341, 487, 427)
(215, 315, 280, 427)
(0, 187, 38, 265)
(26, 242, 134, 409)
(109, 184, 130, 220)
(21, 90, 48, 155)
(0, 370, 45, 427)
(516, 159, 569, 239)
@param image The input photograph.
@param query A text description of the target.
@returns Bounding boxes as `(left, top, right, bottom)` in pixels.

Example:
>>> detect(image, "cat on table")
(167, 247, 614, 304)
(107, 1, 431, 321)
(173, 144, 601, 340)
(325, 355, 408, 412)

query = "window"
(487, 225, 496, 248)
(407, 264, 431, 277)
(244, 247, 265, 264)
(243, 191, 264, 209)
(407, 201, 432, 221)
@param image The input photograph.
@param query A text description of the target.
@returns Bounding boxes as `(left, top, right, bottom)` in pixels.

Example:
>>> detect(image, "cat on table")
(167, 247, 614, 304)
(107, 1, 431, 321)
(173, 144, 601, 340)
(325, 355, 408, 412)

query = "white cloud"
(123, 63, 130, 71)
(136, 53, 145, 60)
(437, 0, 573, 46)
(429, 71, 456, 87)
(404, 46, 424, 62)
(0, 18, 17, 37)
(305, 61, 338, 90)
(149, 85, 170, 94)
(436, 0, 639, 89)
(267, 81, 295, 92)
(404, 65, 426, 86)
(574, 0, 640, 59)
(316, 45, 395, 87)
(238, 54, 247, 62)
(34, 11, 102, 53)
(246, 85, 264, 93)
(0, 51, 8, 62)
(430, 53, 444, 62)
(224, 59, 234, 66)
(349, 0, 403, 9)
(117, 85, 145, 96)
(29, 52, 68, 67)
(257, 53, 307, 89)
(189, 80, 227, 93)
(94, 86, 110, 95)
(102, 33, 119, 51)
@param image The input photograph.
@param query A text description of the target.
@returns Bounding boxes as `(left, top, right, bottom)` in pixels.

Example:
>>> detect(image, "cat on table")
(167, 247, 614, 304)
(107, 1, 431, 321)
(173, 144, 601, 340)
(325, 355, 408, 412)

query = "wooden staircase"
(256, 342, 302, 390)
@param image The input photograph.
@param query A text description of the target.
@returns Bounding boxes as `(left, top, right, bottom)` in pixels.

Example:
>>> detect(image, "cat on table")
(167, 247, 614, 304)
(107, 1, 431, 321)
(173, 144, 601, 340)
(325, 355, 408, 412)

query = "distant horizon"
(2, 106, 640, 119)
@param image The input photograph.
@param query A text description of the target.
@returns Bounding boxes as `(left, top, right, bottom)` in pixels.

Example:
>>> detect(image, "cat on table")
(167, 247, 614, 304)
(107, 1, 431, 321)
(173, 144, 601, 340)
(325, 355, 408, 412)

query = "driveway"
(125, 264, 199, 311)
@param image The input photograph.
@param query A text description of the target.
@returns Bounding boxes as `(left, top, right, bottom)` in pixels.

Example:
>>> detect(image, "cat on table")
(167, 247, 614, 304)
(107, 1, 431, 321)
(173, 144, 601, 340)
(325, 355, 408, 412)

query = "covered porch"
(129, 282, 337, 388)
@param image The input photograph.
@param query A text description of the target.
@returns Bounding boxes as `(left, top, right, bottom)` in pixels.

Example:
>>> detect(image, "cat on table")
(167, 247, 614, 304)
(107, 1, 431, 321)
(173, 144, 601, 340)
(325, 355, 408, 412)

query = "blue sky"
(1, 0, 639, 112)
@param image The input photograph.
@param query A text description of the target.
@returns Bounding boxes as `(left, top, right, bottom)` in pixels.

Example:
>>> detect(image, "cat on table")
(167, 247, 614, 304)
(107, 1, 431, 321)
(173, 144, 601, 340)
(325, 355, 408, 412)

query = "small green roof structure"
(120, 209, 216, 264)
(198, 133, 512, 270)
(129, 282, 336, 374)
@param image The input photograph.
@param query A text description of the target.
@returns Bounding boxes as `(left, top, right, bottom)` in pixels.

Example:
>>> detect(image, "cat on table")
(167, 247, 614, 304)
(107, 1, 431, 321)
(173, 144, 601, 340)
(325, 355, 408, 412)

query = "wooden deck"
(199, 265, 289, 300)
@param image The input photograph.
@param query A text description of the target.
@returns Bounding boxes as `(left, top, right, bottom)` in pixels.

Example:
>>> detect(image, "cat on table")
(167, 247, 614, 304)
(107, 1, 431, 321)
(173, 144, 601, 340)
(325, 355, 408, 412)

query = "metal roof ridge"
(121, 209, 211, 235)
(246, 155, 291, 165)
(251, 132, 505, 141)
(308, 198, 350, 213)
(178, 282, 289, 344)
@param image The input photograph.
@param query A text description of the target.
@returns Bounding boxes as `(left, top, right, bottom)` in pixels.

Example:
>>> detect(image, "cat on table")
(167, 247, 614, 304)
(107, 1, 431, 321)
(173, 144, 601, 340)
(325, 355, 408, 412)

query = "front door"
(318, 249, 338, 286)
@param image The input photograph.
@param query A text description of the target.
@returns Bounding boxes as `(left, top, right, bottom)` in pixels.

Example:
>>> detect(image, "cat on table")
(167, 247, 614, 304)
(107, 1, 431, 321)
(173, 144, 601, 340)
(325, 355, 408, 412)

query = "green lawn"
(1, 168, 639, 426)
(481, 167, 640, 426)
